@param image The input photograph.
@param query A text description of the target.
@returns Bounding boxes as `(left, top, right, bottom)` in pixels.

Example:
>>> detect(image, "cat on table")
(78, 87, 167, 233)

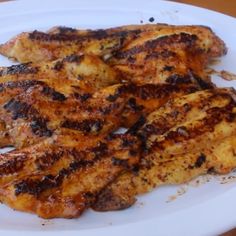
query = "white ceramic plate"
(0, 0, 236, 235)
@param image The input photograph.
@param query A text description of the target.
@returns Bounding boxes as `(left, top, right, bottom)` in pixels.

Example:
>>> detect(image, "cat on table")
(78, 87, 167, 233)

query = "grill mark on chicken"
(30, 119, 53, 137)
(163, 65, 174, 72)
(14, 142, 109, 196)
(86, 29, 140, 39)
(0, 63, 38, 76)
(0, 80, 67, 102)
(61, 119, 104, 133)
(127, 116, 147, 135)
(14, 159, 95, 196)
(98, 102, 121, 115)
(105, 84, 137, 102)
(139, 91, 235, 141)
(53, 55, 84, 71)
(191, 73, 214, 89)
(150, 104, 236, 151)
(4, 99, 33, 120)
(194, 153, 206, 168)
(0, 80, 43, 92)
(127, 98, 144, 112)
(111, 157, 131, 169)
(145, 50, 177, 60)
(29, 30, 82, 42)
(0, 155, 27, 176)
(73, 92, 92, 102)
(113, 33, 198, 59)
(53, 60, 64, 71)
(165, 74, 192, 84)
(63, 54, 84, 63)
(106, 83, 199, 103)
(134, 84, 199, 99)
(41, 86, 66, 101)
(28, 29, 141, 42)
(35, 150, 65, 170)
(90, 141, 108, 157)
(4, 99, 53, 137)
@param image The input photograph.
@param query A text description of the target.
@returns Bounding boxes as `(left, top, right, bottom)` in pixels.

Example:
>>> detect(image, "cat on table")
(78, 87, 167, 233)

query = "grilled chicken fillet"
(0, 24, 226, 65)
(0, 82, 200, 148)
(93, 88, 236, 211)
(0, 54, 119, 97)
(0, 132, 140, 218)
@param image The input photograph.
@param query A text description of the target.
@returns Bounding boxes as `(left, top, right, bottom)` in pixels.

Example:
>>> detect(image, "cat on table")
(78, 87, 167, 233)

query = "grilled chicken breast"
(108, 25, 226, 85)
(47, 25, 226, 87)
(0, 82, 199, 149)
(0, 27, 139, 63)
(0, 132, 140, 218)
(0, 54, 119, 97)
(0, 24, 226, 64)
(93, 88, 236, 211)
(0, 54, 119, 148)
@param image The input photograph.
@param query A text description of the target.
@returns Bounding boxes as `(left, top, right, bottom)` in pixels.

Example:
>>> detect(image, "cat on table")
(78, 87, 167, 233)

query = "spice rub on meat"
(93, 88, 236, 211)
(0, 23, 234, 219)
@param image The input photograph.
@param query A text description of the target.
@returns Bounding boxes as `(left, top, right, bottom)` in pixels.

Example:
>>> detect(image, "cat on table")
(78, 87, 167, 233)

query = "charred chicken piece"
(93, 88, 236, 211)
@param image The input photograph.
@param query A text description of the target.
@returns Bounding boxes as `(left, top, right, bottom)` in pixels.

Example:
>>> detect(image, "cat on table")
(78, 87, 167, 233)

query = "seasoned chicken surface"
(47, 25, 226, 88)
(0, 85, 125, 148)
(93, 88, 236, 211)
(0, 24, 226, 64)
(0, 82, 199, 149)
(0, 132, 140, 218)
(0, 54, 119, 97)
(0, 27, 139, 63)
(0, 23, 234, 219)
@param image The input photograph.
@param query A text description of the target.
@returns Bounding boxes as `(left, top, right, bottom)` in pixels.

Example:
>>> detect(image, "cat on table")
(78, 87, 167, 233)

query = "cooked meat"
(0, 24, 225, 90)
(0, 54, 119, 148)
(93, 88, 236, 211)
(0, 54, 119, 97)
(0, 24, 226, 64)
(0, 82, 199, 149)
(0, 23, 232, 220)
(0, 84, 126, 148)
(0, 27, 140, 63)
(108, 26, 226, 85)
(0, 132, 141, 218)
